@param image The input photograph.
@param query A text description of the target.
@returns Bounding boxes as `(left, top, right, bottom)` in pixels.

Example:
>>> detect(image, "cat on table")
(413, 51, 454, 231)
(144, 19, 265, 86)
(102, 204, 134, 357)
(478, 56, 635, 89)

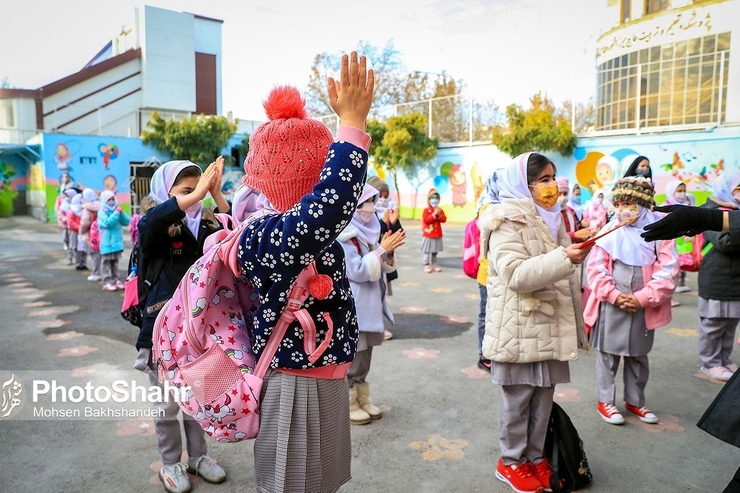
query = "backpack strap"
(252, 262, 331, 377)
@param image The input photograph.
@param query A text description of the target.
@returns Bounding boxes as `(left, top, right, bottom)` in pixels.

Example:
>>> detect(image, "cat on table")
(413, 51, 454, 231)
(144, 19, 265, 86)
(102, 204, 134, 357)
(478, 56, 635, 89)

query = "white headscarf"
(710, 172, 740, 209)
(352, 184, 381, 246)
(99, 190, 118, 213)
(568, 184, 584, 218)
(663, 179, 694, 206)
(479, 168, 505, 208)
(231, 179, 261, 223)
(149, 160, 203, 238)
(81, 188, 98, 203)
(498, 152, 561, 241)
(595, 205, 659, 266)
(70, 194, 83, 217)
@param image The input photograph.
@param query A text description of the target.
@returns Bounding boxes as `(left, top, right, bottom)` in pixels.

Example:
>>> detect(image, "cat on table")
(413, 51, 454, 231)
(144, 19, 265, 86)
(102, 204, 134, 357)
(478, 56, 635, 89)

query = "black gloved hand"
(641, 205, 723, 241)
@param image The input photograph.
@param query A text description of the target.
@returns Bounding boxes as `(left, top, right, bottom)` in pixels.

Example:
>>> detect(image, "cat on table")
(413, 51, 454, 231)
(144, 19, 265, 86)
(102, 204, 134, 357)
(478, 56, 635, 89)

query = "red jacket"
(422, 207, 446, 238)
(560, 206, 584, 243)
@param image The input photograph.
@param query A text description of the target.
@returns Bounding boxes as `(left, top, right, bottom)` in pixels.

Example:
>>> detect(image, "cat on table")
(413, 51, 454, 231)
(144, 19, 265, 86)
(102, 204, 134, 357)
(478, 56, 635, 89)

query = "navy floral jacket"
(237, 128, 370, 370)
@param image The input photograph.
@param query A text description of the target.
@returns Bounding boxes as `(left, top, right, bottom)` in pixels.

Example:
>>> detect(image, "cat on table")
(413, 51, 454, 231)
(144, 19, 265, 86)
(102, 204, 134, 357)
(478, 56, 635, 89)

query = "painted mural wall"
(42, 134, 164, 221)
(380, 125, 740, 223)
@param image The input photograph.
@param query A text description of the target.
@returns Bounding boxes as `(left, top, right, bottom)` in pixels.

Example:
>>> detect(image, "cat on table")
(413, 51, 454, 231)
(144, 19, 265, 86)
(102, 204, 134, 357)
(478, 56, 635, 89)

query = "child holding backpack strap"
(133, 158, 229, 493)
(236, 52, 373, 493)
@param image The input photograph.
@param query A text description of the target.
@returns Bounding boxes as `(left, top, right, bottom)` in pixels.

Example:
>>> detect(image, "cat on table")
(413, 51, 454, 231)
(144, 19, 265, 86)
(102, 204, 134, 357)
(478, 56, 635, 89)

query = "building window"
(596, 32, 730, 131)
(622, 0, 632, 23)
(645, 0, 669, 15)
(0, 100, 14, 128)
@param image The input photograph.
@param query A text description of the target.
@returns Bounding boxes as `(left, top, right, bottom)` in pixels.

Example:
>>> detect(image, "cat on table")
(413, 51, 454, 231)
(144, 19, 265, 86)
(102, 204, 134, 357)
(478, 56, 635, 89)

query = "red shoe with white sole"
(495, 459, 544, 493)
(597, 401, 625, 425)
(624, 403, 658, 424)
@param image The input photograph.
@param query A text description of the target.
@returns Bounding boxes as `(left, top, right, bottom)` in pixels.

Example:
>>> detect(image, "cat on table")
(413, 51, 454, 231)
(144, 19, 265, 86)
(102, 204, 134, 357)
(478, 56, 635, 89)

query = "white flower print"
(296, 222, 308, 235)
(293, 327, 304, 338)
(334, 220, 348, 233)
(326, 149, 336, 162)
(319, 168, 332, 180)
(314, 227, 331, 242)
(291, 352, 305, 363)
(269, 272, 283, 283)
(300, 253, 315, 265)
(280, 252, 295, 265)
(287, 236, 300, 249)
(322, 354, 338, 365)
(260, 253, 277, 269)
(343, 341, 352, 355)
(350, 151, 365, 168)
(270, 230, 283, 246)
(342, 201, 355, 215)
(308, 203, 324, 218)
(321, 252, 335, 266)
(320, 188, 339, 205)
(283, 338, 293, 349)
(242, 260, 255, 272)
(252, 277, 262, 289)
(262, 308, 276, 322)
(270, 356, 279, 368)
(338, 168, 352, 181)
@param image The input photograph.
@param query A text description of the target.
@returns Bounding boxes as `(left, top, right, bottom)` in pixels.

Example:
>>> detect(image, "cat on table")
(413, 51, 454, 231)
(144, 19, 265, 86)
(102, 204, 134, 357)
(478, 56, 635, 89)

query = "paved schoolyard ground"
(0, 215, 738, 492)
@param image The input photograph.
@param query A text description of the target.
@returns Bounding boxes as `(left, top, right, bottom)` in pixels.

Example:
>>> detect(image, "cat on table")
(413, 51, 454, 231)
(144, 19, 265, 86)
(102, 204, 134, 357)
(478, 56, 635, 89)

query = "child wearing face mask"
(133, 158, 230, 493)
(624, 155, 653, 181)
(421, 188, 447, 273)
(583, 191, 609, 232)
(568, 183, 585, 220)
(664, 180, 696, 295)
(557, 178, 592, 244)
(97, 190, 130, 291)
(339, 184, 406, 425)
(695, 172, 740, 382)
(584, 176, 678, 426)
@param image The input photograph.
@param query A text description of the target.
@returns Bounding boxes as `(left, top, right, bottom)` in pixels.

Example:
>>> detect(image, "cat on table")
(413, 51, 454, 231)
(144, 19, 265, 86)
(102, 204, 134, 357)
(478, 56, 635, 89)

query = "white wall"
(0, 98, 38, 144)
(139, 5, 196, 113)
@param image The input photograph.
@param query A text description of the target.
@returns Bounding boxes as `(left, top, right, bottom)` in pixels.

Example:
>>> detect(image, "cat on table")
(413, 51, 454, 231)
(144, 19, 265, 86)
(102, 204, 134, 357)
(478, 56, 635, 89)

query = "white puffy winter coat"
(480, 198, 588, 364)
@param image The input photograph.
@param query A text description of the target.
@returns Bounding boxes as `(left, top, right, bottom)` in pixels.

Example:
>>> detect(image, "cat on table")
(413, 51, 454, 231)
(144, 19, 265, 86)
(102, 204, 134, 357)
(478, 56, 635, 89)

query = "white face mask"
(593, 197, 603, 205)
(617, 206, 638, 223)
(674, 191, 687, 202)
(376, 197, 389, 207)
(558, 196, 569, 208)
(357, 202, 376, 224)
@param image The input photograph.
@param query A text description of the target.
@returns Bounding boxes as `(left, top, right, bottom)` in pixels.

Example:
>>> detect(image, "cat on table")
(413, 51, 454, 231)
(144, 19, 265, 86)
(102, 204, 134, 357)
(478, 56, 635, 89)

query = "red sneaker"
(533, 459, 555, 492)
(596, 401, 625, 425)
(624, 402, 658, 424)
(495, 459, 544, 493)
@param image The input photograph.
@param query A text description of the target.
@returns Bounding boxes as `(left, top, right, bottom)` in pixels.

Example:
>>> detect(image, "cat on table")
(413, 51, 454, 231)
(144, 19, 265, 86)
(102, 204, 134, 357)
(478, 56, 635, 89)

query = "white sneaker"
(159, 463, 191, 493)
(675, 285, 691, 293)
(186, 455, 226, 484)
(701, 366, 733, 381)
(87, 274, 101, 282)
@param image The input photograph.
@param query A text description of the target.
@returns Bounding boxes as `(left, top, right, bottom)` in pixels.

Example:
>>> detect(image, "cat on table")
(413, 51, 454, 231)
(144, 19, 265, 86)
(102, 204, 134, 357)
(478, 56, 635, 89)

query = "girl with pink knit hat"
(236, 52, 375, 492)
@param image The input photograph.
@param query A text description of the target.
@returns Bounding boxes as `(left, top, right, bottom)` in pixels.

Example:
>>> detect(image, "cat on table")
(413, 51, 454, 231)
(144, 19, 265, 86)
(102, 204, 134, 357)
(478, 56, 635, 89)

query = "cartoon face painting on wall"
(103, 175, 117, 192)
(450, 164, 467, 206)
(54, 143, 73, 171)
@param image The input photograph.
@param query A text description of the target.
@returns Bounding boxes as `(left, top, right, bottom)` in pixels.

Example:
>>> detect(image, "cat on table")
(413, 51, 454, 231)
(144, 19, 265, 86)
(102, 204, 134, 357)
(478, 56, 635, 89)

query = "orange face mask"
(531, 182, 559, 209)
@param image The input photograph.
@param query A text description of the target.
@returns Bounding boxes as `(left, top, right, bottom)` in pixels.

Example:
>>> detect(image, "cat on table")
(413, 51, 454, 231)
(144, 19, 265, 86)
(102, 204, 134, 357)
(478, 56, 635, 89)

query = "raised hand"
(327, 51, 375, 130)
(208, 156, 225, 196)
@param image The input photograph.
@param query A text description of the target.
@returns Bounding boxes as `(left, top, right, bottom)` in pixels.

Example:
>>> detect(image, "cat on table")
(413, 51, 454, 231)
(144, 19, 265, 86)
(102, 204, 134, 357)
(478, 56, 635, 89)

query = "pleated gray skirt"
(254, 370, 352, 493)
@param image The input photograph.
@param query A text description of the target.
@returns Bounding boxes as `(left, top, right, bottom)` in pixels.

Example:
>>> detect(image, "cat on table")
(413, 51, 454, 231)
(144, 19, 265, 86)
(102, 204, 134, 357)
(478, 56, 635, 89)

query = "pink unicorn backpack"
(152, 212, 329, 442)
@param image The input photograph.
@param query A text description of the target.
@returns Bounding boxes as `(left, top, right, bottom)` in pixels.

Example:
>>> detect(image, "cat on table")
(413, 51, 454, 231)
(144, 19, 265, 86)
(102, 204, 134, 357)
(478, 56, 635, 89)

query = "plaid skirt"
(254, 370, 351, 493)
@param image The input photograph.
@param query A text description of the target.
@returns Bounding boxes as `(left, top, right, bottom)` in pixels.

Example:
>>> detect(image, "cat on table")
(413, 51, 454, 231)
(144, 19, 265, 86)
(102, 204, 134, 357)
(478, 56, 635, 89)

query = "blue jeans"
(478, 283, 487, 356)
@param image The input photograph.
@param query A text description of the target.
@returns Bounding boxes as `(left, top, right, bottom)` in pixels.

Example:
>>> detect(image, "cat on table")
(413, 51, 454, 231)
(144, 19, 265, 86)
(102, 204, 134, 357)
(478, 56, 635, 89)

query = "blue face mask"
(571, 195, 581, 205)
(429, 199, 440, 207)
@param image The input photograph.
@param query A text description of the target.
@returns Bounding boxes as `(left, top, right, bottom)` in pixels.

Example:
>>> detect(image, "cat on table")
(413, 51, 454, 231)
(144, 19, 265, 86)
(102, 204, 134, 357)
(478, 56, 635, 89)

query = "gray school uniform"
(493, 357, 570, 464)
(698, 297, 740, 369)
(591, 260, 653, 407)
